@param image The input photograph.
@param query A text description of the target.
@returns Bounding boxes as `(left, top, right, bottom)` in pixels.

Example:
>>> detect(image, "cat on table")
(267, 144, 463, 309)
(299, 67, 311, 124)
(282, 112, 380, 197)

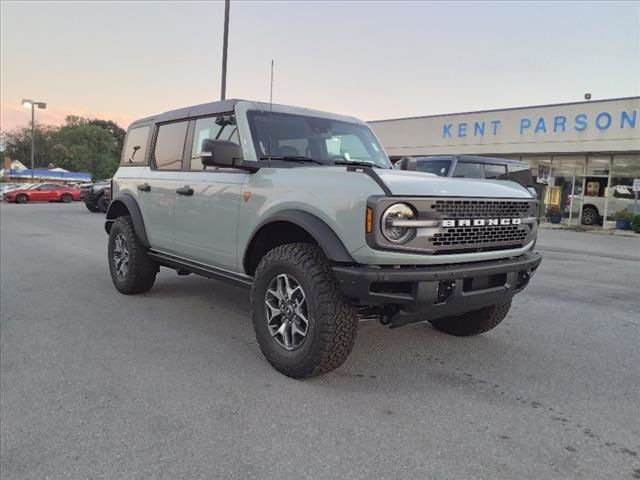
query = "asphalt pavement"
(1, 202, 639, 480)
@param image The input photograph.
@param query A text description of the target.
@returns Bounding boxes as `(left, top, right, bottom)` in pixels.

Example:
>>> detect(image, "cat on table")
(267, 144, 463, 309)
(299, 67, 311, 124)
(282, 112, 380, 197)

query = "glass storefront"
(610, 155, 640, 224)
(520, 154, 639, 229)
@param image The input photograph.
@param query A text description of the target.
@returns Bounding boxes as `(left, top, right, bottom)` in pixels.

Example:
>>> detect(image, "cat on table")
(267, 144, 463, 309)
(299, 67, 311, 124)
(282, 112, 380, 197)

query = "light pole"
(21, 99, 47, 181)
(220, 0, 230, 100)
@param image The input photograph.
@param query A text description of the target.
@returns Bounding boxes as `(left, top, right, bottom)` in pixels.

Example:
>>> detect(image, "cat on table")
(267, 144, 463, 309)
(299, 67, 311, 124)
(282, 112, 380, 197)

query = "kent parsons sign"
(369, 97, 640, 156)
(442, 110, 637, 138)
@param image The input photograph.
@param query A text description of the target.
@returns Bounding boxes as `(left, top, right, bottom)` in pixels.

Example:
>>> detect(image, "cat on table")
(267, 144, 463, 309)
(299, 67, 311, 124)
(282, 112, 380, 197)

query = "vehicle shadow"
(144, 273, 529, 396)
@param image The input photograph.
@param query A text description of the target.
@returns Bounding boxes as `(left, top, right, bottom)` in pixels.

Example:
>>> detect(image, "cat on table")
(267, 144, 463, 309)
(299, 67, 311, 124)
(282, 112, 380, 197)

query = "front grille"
(430, 224, 528, 247)
(426, 198, 536, 254)
(431, 199, 531, 218)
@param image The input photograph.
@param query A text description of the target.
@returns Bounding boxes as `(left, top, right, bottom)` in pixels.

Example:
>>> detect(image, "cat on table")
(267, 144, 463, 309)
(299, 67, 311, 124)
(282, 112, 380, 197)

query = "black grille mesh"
(430, 225, 528, 247)
(431, 199, 532, 218)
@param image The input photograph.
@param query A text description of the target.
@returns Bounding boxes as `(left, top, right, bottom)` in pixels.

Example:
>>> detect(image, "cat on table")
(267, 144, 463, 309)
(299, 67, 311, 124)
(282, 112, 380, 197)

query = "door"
(30, 184, 58, 201)
(137, 120, 189, 252)
(173, 115, 247, 270)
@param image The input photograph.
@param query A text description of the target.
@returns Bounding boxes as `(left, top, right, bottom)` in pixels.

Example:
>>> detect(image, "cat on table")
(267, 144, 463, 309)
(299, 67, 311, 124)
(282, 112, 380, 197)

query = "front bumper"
(80, 191, 97, 202)
(333, 252, 541, 326)
(81, 189, 110, 203)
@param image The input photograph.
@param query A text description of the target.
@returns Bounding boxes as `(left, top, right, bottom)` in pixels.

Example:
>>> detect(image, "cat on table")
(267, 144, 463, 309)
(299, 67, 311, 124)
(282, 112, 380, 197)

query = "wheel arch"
(243, 210, 354, 276)
(582, 203, 599, 214)
(104, 194, 150, 247)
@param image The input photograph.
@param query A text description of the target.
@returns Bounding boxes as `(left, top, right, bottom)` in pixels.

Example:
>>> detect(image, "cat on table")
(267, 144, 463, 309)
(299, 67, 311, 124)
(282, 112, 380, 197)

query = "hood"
(376, 169, 533, 198)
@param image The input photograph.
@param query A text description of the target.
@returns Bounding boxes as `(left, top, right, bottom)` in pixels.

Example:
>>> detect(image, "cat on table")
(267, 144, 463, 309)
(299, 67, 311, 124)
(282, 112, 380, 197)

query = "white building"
(370, 97, 640, 227)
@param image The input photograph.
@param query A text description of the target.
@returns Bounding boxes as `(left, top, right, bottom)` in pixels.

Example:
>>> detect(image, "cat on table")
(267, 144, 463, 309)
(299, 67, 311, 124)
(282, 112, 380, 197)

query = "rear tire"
(251, 243, 358, 378)
(429, 302, 511, 337)
(60, 193, 72, 203)
(581, 206, 599, 225)
(108, 216, 158, 294)
(16, 194, 28, 204)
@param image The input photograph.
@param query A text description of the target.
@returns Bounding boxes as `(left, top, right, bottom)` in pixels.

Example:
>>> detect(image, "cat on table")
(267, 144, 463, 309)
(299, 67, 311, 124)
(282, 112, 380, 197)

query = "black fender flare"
(104, 193, 150, 247)
(244, 210, 354, 268)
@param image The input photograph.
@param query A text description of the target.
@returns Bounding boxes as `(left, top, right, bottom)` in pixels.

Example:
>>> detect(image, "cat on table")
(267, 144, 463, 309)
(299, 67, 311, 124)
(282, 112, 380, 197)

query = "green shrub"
(613, 210, 634, 221)
(631, 214, 640, 234)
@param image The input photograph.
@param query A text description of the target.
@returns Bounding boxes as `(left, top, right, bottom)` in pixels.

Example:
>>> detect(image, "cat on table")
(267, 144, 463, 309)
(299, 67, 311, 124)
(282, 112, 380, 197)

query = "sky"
(1, 0, 639, 132)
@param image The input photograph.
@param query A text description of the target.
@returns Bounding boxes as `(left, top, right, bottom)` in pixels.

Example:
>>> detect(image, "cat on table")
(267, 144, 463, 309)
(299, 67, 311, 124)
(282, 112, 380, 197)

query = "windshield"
(247, 110, 390, 168)
(415, 159, 451, 176)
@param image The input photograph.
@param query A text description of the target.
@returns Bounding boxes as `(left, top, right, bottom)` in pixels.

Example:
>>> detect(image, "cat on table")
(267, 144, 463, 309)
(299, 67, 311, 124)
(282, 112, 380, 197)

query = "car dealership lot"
(1, 202, 639, 480)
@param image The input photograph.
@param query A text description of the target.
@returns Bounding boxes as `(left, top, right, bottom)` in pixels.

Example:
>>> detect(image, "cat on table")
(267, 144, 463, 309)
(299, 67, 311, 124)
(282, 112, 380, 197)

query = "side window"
(453, 162, 483, 178)
(507, 164, 534, 186)
(121, 126, 151, 165)
(483, 164, 508, 180)
(154, 121, 189, 170)
(190, 115, 240, 170)
(416, 160, 451, 176)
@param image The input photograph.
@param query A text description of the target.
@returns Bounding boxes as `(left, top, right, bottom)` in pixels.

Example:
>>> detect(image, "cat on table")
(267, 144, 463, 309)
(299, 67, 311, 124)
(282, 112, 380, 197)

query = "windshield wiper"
(333, 160, 384, 169)
(260, 155, 325, 165)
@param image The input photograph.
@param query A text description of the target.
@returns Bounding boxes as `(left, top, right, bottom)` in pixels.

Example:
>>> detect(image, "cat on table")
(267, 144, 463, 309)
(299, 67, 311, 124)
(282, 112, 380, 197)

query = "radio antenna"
(267, 59, 274, 166)
(270, 59, 274, 107)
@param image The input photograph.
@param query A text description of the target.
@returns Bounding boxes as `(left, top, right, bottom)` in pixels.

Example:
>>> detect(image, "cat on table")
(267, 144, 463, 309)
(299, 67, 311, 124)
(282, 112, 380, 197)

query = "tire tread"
(251, 243, 358, 378)
(108, 216, 157, 294)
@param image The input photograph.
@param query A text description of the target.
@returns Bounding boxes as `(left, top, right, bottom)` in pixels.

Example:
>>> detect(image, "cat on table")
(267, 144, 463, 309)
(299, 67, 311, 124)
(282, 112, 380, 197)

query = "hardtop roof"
(129, 99, 241, 128)
(128, 99, 363, 130)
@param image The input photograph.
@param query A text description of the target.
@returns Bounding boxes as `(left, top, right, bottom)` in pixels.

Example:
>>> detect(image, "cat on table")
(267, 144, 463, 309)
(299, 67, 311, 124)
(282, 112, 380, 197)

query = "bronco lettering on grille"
(441, 218, 522, 227)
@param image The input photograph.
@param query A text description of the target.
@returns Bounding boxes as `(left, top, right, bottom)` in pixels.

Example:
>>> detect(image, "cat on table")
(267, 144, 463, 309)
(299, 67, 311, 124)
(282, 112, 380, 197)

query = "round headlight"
(381, 203, 416, 244)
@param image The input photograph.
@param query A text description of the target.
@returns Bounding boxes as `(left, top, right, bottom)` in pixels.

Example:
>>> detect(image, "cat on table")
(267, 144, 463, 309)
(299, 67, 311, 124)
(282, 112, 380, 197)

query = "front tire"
(108, 216, 158, 294)
(16, 194, 28, 204)
(251, 243, 358, 378)
(429, 302, 511, 337)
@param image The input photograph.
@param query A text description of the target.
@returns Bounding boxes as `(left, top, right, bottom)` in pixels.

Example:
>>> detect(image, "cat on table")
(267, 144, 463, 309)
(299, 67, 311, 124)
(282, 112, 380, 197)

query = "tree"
(1, 125, 57, 169)
(50, 119, 121, 180)
(88, 119, 126, 153)
(2, 116, 125, 180)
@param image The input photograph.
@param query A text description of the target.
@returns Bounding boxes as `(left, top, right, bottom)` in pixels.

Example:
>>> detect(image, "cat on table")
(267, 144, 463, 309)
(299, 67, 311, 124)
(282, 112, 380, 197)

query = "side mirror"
(201, 139, 242, 168)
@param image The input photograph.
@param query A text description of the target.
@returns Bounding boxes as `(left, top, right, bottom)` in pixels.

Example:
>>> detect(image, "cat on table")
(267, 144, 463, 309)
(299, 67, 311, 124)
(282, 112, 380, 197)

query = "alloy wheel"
(113, 233, 130, 280)
(264, 273, 309, 351)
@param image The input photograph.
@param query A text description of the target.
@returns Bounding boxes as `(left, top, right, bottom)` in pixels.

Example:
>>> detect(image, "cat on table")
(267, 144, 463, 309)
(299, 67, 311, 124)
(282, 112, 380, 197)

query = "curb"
(539, 223, 639, 237)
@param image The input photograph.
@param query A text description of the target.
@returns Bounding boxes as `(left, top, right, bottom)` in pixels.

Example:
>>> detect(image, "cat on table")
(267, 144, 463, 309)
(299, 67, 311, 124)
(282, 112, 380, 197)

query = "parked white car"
(571, 185, 637, 225)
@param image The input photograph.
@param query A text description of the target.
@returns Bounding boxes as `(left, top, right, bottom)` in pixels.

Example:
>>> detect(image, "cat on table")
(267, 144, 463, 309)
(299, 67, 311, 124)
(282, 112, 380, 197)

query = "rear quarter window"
(121, 126, 151, 165)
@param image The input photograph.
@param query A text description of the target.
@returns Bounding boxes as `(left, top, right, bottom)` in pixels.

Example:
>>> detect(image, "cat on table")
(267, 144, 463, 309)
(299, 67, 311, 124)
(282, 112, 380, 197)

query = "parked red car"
(3, 183, 81, 204)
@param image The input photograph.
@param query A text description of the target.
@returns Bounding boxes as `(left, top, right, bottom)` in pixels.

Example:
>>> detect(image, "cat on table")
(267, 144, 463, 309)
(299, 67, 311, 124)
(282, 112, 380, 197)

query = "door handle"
(176, 186, 194, 196)
(137, 183, 151, 192)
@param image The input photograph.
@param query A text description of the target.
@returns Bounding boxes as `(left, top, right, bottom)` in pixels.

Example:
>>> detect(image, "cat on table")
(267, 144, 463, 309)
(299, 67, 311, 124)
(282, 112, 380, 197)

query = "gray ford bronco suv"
(105, 99, 541, 378)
